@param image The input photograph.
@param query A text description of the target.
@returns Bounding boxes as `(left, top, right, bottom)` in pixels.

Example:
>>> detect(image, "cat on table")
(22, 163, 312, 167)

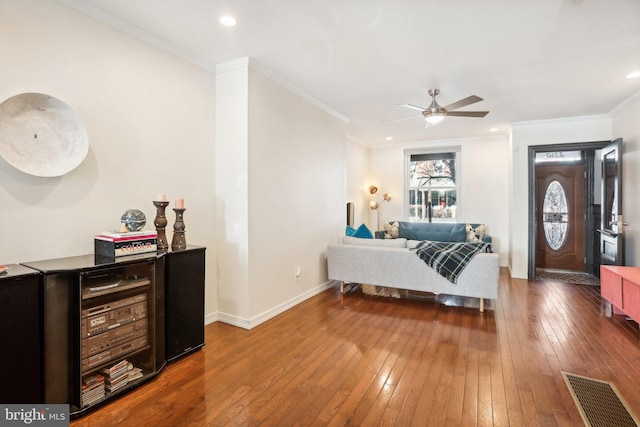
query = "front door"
(599, 139, 624, 266)
(536, 163, 586, 271)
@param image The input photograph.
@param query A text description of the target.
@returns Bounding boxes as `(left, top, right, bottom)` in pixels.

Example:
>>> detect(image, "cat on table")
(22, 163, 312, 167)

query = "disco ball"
(121, 209, 146, 232)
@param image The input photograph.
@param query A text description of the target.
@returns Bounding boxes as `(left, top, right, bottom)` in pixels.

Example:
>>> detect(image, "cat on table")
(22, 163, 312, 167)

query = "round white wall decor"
(0, 93, 89, 177)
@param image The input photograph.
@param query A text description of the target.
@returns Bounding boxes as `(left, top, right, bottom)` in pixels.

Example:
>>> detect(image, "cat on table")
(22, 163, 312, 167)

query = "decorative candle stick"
(171, 207, 187, 251)
(153, 200, 170, 253)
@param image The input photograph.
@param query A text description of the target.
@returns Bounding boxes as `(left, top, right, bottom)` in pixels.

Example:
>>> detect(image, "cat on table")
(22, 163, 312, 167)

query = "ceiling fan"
(385, 89, 489, 127)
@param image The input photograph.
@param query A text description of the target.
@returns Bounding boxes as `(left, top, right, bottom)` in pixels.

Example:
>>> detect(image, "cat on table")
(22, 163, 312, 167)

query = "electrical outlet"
(295, 267, 302, 282)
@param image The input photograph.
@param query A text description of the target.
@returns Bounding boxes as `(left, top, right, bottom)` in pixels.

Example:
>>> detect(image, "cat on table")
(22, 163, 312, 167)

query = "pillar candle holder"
(171, 208, 187, 251)
(153, 201, 170, 253)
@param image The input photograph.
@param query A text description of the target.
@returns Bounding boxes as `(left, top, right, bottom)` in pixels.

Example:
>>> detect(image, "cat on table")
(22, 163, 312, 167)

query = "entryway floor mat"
(536, 269, 600, 286)
(562, 371, 639, 426)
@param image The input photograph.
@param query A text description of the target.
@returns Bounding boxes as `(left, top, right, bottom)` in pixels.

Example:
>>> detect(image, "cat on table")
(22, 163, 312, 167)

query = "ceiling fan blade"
(397, 103, 427, 112)
(441, 95, 483, 112)
(445, 111, 489, 118)
(382, 115, 423, 124)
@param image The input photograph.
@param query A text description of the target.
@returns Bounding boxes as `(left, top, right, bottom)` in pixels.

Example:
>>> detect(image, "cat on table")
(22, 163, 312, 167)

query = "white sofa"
(327, 236, 500, 312)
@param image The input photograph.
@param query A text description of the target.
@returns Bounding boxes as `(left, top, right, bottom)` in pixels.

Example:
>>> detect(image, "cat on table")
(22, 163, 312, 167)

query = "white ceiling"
(58, 0, 640, 145)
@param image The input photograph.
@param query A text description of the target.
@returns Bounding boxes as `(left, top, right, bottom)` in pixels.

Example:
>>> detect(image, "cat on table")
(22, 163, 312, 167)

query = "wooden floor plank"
(70, 269, 640, 426)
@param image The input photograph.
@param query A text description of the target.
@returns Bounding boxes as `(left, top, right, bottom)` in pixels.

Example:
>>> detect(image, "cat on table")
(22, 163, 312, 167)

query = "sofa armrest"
(483, 235, 493, 252)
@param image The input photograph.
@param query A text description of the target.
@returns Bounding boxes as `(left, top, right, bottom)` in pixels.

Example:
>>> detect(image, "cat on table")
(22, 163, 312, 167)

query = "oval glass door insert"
(543, 180, 569, 250)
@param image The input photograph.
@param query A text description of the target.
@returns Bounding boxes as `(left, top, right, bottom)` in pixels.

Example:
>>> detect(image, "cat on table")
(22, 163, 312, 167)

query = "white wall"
(367, 136, 510, 266)
(0, 0, 218, 315)
(509, 116, 612, 278)
(214, 61, 250, 321)
(215, 59, 347, 328)
(611, 91, 640, 267)
(346, 139, 370, 229)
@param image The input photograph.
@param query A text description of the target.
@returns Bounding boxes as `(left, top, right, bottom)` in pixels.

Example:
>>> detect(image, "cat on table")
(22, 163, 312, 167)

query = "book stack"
(82, 374, 105, 406)
(101, 359, 130, 394)
(94, 230, 158, 258)
(128, 362, 143, 382)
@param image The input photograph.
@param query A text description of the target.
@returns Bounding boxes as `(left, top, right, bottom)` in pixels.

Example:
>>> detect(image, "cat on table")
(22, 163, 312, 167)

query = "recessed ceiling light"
(626, 71, 640, 79)
(385, 136, 393, 141)
(489, 128, 498, 132)
(219, 15, 236, 26)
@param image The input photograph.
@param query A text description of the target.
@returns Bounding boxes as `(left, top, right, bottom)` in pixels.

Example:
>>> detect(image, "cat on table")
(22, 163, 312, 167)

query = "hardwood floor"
(71, 268, 640, 426)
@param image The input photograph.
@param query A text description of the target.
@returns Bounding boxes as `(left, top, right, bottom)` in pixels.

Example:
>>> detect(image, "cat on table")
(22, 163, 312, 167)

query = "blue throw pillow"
(345, 225, 356, 236)
(352, 223, 373, 239)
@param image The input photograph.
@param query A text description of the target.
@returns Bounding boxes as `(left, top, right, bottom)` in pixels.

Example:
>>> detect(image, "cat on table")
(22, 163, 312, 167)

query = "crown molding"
(609, 89, 640, 117)
(58, 0, 350, 124)
(510, 114, 610, 128)
(346, 133, 369, 148)
(248, 59, 351, 124)
(56, 0, 216, 72)
(215, 57, 251, 74)
(367, 133, 508, 149)
(215, 57, 350, 124)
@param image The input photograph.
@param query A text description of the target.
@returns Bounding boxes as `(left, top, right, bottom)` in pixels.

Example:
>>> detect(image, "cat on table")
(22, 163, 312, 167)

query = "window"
(542, 180, 569, 250)
(405, 148, 459, 222)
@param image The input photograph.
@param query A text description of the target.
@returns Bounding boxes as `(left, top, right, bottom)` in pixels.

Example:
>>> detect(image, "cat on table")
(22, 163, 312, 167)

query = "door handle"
(608, 220, 628, 226)
(597, 229, 618, 238)
(608, 215, 628, 233)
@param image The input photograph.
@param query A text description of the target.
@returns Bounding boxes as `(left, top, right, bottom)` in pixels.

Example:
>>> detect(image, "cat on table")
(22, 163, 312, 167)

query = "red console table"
(600, 265, 640, 323)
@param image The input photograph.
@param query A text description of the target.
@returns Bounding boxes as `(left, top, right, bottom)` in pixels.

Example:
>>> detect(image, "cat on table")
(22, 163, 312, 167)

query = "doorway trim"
(527, 141, 611, 279)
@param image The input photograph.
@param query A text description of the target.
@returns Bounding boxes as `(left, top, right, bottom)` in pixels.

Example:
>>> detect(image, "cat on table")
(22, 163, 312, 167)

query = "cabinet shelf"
(82, 276, 151, 299)
(77, 368, 156, 413)
(82, 344, 151, 376)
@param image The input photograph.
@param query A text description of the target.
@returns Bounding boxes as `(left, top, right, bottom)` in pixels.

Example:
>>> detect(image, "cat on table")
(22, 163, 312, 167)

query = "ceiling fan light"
(425, 112, 446, 124)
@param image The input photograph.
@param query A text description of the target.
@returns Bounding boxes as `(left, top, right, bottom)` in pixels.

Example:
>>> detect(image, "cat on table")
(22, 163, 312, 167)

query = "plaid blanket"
(411, 241, 490, 284)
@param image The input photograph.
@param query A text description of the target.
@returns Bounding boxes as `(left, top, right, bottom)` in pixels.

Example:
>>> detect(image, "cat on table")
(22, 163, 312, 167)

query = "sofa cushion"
(351, 223, 373, 239)
(342, 235, 408, 247)
(391, 221, 483, 243)
(398, 222, 417, 240)
(345, 225, 356, 236)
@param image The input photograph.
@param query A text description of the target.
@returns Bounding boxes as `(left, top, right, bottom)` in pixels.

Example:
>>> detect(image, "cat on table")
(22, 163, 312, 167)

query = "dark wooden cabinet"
(165, 246, 206, 362)
(0, 264, 42, 403)
(4, 247, 204, 416)
(22, 254, 165, 417)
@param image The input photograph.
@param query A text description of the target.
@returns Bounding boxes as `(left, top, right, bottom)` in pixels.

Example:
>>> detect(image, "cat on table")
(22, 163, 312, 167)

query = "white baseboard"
(205, 280, 337, 330)
(204, 312, 220, 325)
